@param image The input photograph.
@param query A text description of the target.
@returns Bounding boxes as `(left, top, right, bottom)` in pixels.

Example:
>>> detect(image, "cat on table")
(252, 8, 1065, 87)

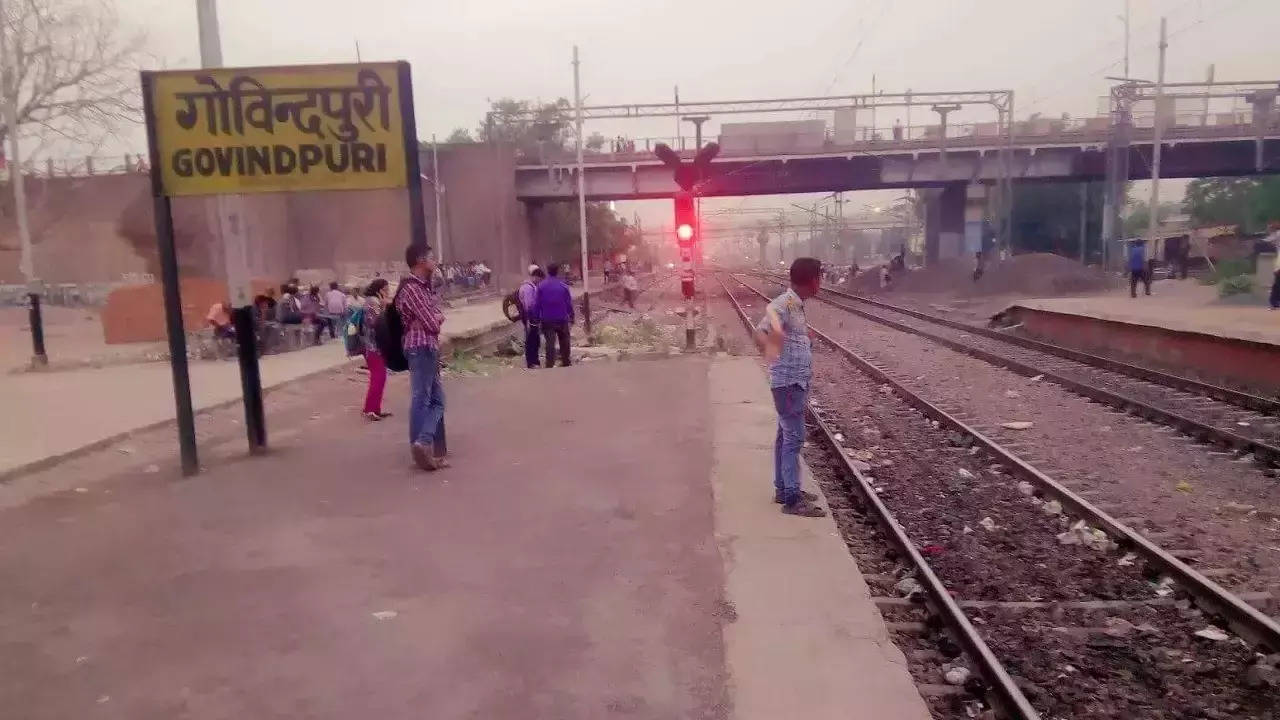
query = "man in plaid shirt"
(396, 243, 448, 471)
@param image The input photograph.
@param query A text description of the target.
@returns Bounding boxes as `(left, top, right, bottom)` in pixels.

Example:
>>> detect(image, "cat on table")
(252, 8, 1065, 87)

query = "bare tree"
(1, 0, 143, 151)
(0, 0, 143, 270)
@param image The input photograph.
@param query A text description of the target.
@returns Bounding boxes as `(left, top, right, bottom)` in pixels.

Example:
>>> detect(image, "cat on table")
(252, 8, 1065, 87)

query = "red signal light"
(676, 223, 694, 242)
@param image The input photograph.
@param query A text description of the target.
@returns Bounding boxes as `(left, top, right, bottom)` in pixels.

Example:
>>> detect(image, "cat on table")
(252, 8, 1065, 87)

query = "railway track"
(753, 272, 1280, 469)
(718, 274, 1280, 719)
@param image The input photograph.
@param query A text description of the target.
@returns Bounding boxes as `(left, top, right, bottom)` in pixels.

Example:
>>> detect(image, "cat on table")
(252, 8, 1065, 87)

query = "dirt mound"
(849, 253, 1114, 298)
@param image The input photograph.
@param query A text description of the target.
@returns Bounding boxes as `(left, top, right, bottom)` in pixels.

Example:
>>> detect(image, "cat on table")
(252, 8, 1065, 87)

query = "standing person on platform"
(518, 265, 544, 369)
(1128, 238, 1151, 298)
(536, 263, 574, 368)
(360, 279, 392, 422)
(1267, 225, 1280, 310)
(325, 281, 347, 318)
(397, 244, 448, 471)
(622, 268, 639, 309)
(754, 257, 826, 518)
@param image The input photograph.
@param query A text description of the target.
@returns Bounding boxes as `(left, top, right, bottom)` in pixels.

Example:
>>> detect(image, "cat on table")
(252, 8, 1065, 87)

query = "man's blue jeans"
(771, 383, 807, 504)
(407, 346, 445, 447)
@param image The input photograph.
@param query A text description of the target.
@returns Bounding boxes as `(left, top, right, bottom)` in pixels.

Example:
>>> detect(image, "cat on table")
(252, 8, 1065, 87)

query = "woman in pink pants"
(361, 279, 392, 421)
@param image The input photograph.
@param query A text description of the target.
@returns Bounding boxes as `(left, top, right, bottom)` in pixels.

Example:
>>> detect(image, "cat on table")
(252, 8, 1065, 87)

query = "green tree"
(476, 97, 572, 160)
(1184, 177, 1280, 232)
(444, 127, 474, 143)
(1122, 199, 1179, 237)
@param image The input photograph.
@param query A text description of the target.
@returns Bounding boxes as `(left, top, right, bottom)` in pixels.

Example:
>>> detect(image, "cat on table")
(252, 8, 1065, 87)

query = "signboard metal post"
(142, 70, 199, 475)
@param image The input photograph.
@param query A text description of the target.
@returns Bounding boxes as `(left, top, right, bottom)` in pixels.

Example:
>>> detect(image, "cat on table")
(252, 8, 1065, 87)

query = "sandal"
(376, 411, 394, 419)
(364, 411, 383, 421)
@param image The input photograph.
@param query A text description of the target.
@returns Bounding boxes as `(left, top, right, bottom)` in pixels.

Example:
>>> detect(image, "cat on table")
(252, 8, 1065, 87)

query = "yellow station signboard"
(149, 62, 408, 196)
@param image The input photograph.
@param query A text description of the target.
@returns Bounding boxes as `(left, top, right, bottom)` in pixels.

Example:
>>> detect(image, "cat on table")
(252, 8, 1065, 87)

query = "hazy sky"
(110, 0, 1278, 224)
(119, 0, 1277, 142)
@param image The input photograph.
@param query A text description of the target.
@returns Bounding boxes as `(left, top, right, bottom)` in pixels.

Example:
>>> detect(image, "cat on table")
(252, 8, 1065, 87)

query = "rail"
(755, 273, 1280, 466)
(729, 272, 1280, 651)
(717, 273, 1042, 720)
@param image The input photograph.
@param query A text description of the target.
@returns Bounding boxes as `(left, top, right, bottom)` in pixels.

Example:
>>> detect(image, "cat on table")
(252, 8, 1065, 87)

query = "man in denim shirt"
(754, 257, 826, 517)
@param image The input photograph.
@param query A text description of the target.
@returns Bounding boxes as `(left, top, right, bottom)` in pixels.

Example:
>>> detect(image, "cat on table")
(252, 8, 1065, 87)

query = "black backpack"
(376, 283, 410, 372)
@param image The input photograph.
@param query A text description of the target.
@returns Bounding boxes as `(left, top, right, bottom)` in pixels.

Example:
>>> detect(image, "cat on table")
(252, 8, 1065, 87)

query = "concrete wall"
(0, 142, 532, 293)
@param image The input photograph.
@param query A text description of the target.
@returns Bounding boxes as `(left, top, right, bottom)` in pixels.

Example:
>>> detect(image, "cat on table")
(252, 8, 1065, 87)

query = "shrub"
(1218, 274, 1254, 297)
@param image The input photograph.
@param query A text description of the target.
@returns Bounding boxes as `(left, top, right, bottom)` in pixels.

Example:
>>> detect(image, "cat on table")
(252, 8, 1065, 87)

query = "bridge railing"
(517, 112, 1277, 167)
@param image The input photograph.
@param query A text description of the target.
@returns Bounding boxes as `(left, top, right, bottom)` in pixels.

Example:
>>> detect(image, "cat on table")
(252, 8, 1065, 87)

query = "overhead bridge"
(515, 124, 1280, 202)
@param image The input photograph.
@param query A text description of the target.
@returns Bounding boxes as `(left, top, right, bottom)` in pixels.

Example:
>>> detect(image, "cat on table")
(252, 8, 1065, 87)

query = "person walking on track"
(536, 263, 574, 368)
(754, 257, 826, 518)
(397, 244, 448, 471)
(1128, 238, 1151, 298)
(622, 268, 639, 309)
(360, 279, 392, 422)
(519, 265, 544, 368)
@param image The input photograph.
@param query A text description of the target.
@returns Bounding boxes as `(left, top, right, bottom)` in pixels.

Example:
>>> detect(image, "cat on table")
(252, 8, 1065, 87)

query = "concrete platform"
(1006, 283, 1280, 395)
(0, 293, 517, 480)
(709, 357, 931, 720)
(0, 354, 929, 720)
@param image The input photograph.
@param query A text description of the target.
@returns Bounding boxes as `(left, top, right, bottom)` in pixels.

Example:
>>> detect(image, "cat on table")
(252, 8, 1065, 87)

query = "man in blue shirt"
(536, 263, 575, 367)
(1128, 239, 1151, 298)
(754, 257, 826, 518)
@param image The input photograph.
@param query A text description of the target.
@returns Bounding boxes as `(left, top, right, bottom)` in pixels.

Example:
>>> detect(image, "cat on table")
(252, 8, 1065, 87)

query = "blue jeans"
(407, 346, 445, 447)
(771, 383, 807, 504)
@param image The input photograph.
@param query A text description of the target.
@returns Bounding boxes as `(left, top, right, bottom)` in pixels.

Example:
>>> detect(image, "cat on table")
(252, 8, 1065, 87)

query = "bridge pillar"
(923, 183, 968, 265)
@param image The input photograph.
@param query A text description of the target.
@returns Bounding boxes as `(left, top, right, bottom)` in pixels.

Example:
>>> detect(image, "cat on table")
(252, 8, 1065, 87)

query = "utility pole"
(197, 0, 264, 458)
(1144, 18, 1167, 263)
(674, 85, 681, 150)
(0, 0, 45, 366)
(1202, 64, 1214, 126)
(573, 46, 592, 336)
(870, 74, 877, 139)
(1122, 0, 1131, 80)
(431, 134, 444, 264)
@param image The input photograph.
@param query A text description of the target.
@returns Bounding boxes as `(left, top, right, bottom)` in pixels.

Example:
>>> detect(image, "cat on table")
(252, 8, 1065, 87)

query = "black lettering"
(213, 147, 236, 176)
(172, 149, 194, 177)
(234, 147, 246, 175)
(375, 143, 386, 172)
(324, 143, 350, 173)
(298, 144, 324, 174)
(351, 143, 375, 172)
(273, 145, 298, 174)
(247, 146, 271, 176)
(194, 148, 216, 176)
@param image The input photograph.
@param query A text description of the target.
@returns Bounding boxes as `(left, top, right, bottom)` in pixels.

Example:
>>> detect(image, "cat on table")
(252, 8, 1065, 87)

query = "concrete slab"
(0, 358, 729, 720)
(708, 356, 931, 720)
(1013, 282, 1280, 347)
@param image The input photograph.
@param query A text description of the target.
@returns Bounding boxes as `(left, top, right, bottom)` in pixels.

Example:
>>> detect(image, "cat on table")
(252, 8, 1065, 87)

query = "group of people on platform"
(441, 260, 491, 293)
(206, 279, 360, 347)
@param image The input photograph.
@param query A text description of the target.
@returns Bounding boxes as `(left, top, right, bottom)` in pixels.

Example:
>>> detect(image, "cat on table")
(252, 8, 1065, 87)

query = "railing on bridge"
(517, 110, 1276, 166)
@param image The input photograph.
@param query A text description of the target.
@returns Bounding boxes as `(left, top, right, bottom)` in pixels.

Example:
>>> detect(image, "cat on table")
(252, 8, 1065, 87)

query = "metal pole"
(195, 0, 223, 65)
(674, 85, 681, 150)
(574, 46, 592, 336)
(197, 0, 265, 454)
(432, 134, 444, 264)
(870, 74, 876, 139)
(141, 72, 199, 476)
(1145, 18, 1167, 263)
(1202, 64, 1214, 126)
(1, 0, 43, 365)
(1123, 0, 1130, 80)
